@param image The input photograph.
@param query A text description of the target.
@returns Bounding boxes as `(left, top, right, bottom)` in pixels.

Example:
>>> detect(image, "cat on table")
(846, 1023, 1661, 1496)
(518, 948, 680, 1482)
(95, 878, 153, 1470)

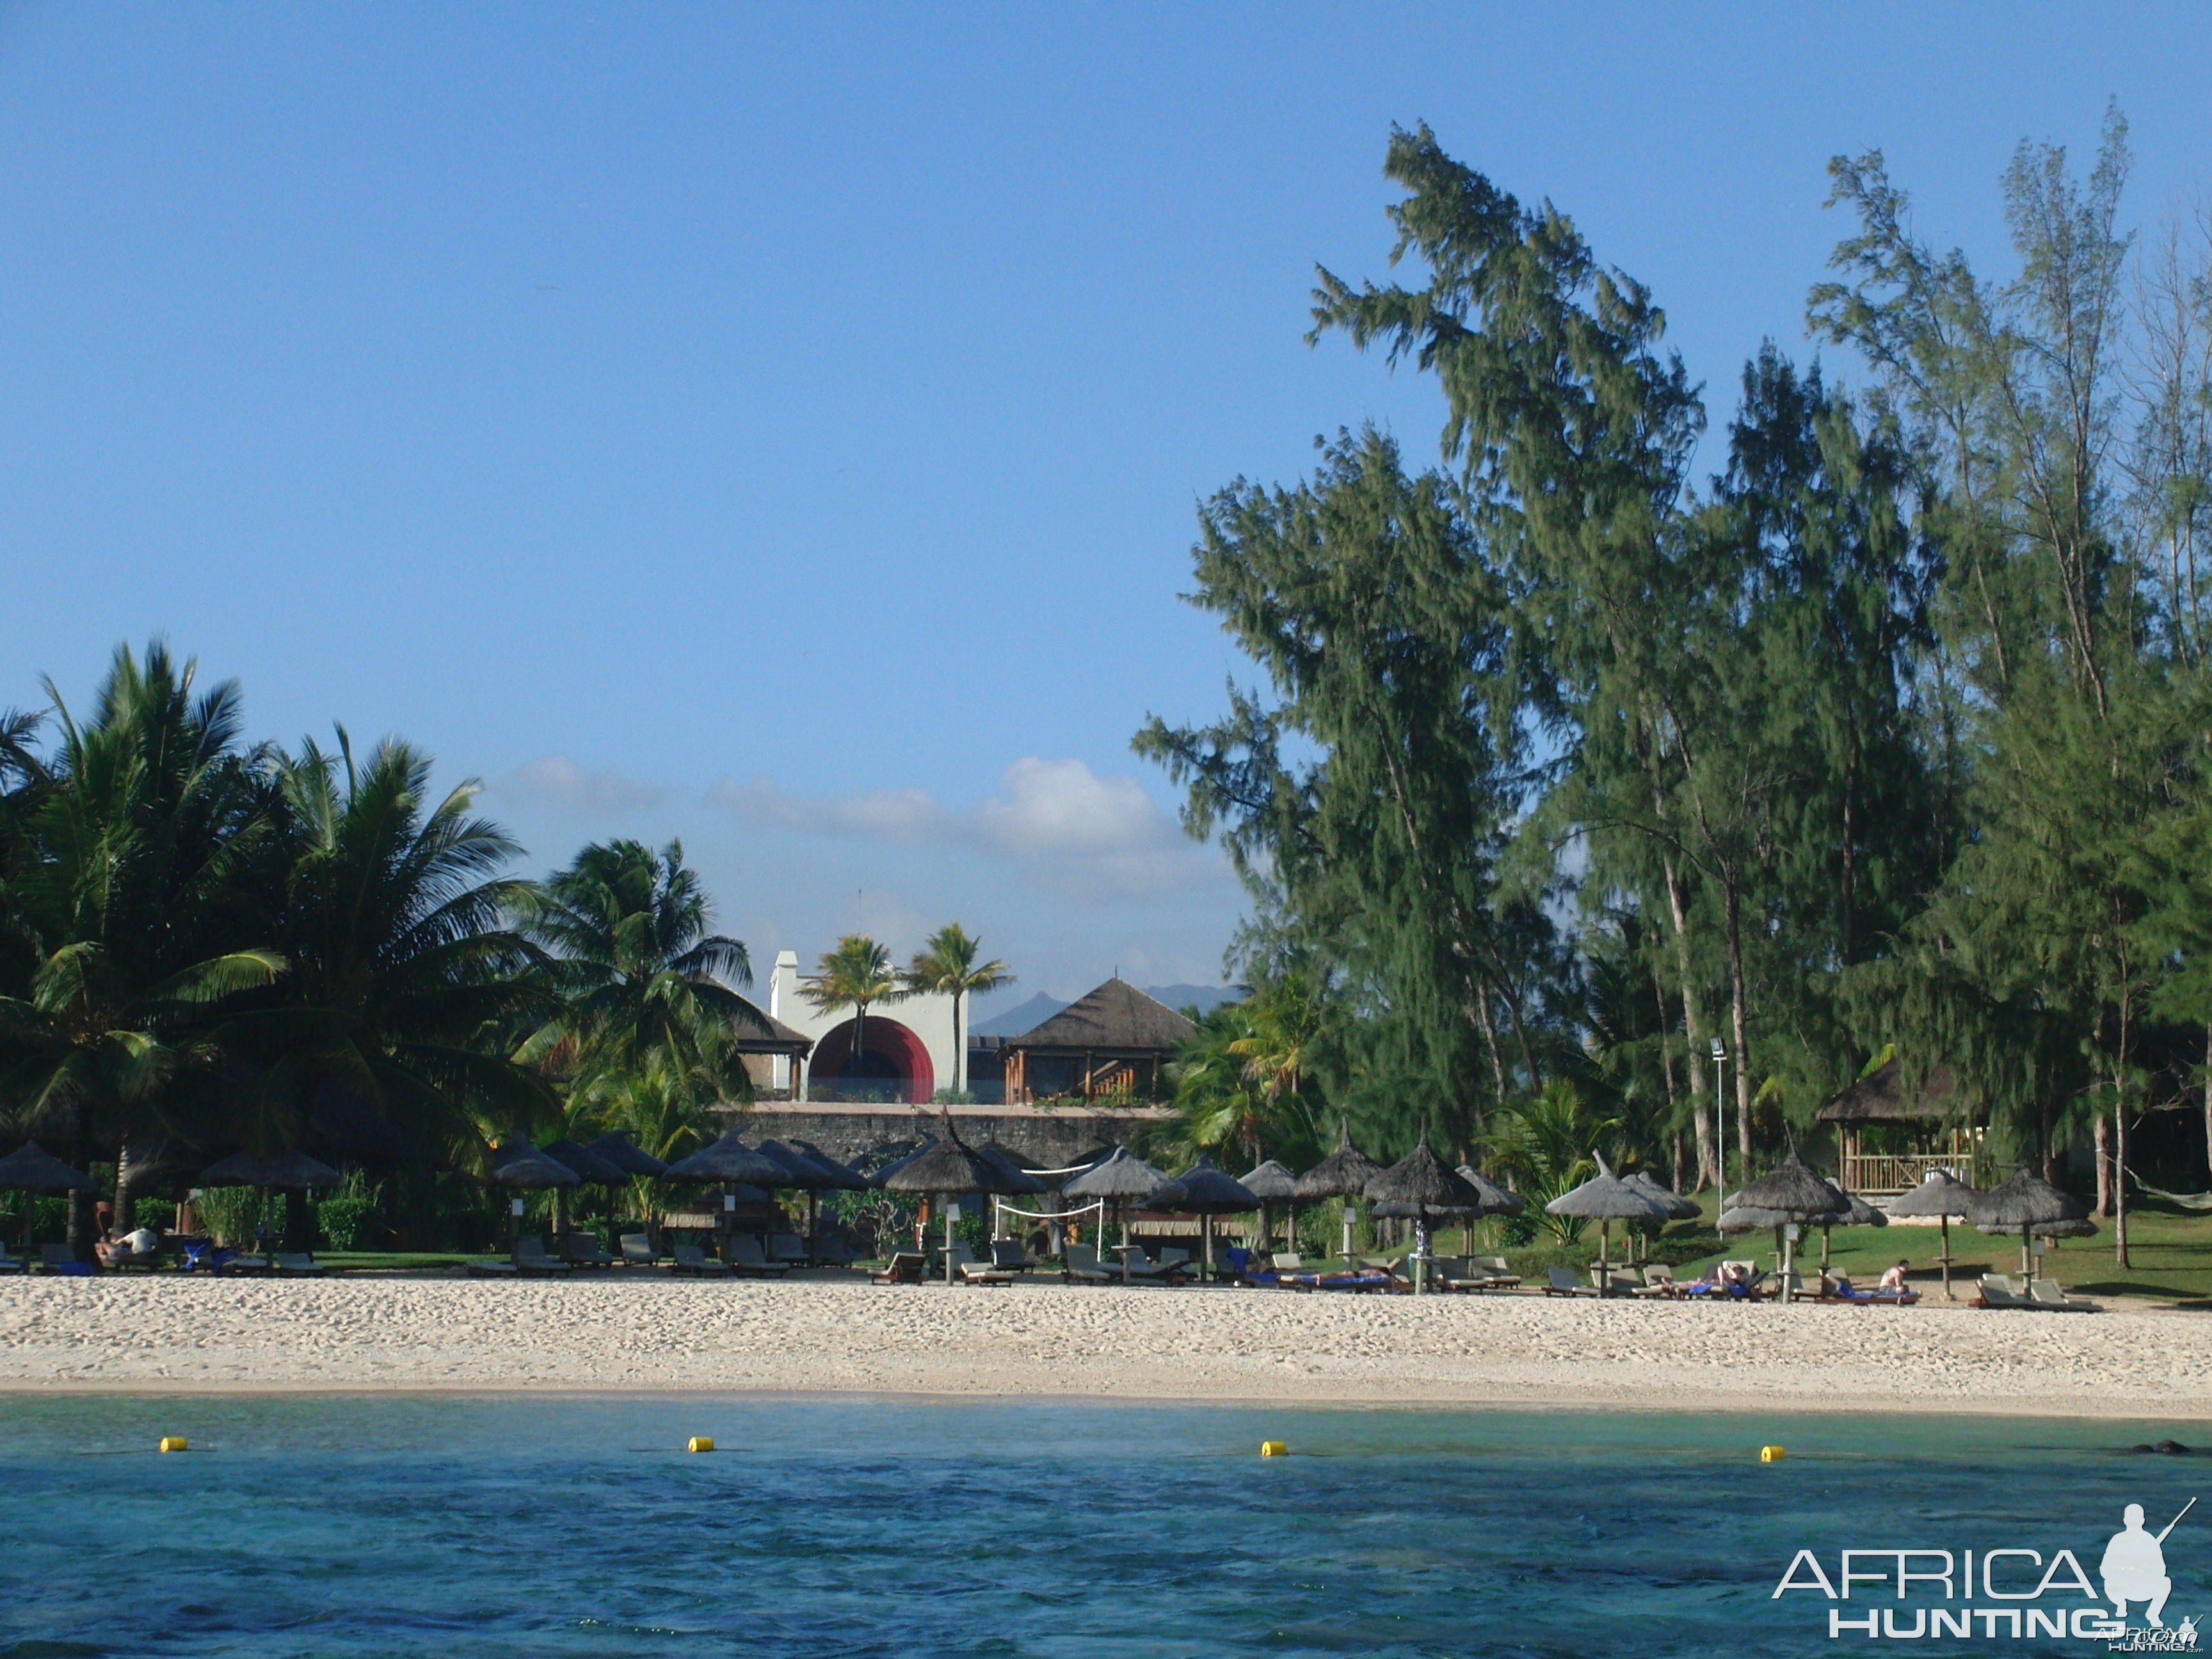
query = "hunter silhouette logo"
(1774, 1495, 2198, 1646)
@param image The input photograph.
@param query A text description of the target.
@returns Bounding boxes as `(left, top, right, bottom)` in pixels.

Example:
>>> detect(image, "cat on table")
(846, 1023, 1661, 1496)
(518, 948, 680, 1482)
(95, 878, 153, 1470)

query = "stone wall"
(722, 1100, 1174, 1172)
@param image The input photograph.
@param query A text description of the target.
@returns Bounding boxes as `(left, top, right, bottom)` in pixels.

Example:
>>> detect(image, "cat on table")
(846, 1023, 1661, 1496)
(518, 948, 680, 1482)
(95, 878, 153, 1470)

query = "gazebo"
(1001, 977, 1197, 1103)
(1816, 1060, 1983, 1195)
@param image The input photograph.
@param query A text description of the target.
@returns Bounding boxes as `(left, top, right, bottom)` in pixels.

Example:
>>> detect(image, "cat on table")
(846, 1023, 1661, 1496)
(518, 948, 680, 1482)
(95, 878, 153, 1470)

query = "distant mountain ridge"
(970, 982, 1244, 1038)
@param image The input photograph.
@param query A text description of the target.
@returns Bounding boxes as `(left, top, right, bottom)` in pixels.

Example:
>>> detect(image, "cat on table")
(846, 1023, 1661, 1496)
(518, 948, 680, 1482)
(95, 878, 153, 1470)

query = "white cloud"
(498, 755, 668, 815)
(710, 757, 1224, 901)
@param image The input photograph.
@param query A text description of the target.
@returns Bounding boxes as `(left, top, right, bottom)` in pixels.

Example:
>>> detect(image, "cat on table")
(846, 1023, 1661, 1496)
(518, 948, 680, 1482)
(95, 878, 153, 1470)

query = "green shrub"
(315, 1194, 378, 1250)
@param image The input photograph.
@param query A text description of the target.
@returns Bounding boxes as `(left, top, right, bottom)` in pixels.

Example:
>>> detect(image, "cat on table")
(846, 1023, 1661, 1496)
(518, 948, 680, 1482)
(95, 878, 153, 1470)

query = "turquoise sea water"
(0, 1395, 2204, 1658)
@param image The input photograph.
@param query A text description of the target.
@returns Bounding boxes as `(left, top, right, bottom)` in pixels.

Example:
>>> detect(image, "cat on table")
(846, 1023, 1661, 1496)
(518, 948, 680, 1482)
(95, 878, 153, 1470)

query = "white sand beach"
(1, 1273, 2206, 1417)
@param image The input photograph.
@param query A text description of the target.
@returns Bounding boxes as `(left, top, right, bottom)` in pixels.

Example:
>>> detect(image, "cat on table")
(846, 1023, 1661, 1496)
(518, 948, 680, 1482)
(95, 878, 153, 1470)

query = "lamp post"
(1712, 1038, 1728, 1244)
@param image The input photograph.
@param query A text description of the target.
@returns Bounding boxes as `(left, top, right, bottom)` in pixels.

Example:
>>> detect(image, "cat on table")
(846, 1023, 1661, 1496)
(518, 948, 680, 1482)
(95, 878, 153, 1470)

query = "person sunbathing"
(1878, 1260, 1911, 1293)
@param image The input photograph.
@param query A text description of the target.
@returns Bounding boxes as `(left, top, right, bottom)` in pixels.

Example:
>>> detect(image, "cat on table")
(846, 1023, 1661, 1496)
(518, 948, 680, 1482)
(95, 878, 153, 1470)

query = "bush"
(315, 1194, 378, 1250)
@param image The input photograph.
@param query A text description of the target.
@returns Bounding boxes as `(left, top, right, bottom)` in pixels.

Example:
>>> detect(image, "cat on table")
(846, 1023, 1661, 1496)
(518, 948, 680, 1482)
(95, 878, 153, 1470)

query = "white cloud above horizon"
(710, 757, 1226, 902)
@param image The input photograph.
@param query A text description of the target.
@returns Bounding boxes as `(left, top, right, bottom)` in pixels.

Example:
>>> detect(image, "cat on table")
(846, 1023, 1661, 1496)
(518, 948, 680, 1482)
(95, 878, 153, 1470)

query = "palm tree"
(803, 935, 906, 1098)
(223, 733, 553, 1230)
(902, 924, 1011, 1097)
(518, 839, 756, 1103)
(0, 643, 283, 1243)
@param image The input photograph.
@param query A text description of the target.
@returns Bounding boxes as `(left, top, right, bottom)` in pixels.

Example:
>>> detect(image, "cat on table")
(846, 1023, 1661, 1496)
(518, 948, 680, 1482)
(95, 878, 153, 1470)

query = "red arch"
(809, 1016, 934, 1103)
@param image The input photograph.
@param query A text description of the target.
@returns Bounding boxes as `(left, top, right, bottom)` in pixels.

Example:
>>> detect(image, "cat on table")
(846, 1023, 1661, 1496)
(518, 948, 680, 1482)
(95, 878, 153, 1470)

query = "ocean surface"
(0, 1394, 2204, 1657)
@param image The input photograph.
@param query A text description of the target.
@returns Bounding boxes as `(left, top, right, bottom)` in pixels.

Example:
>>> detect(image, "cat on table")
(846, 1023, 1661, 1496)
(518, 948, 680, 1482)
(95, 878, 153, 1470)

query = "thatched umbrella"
(540, 1138, 626, 1185)
(588, 1131, 668, 1178)
(1063, 1146, 1173, 1284)
(661, 1131, 786, 1188)
(791, 1140, 869, 1189)
(479, 1136, 579, 1244)
(1364, 1134, 1482, 1294)
(1544, 1157, 1672, 1294)
(879, 1132, 1030, 1284)
(976, 1142, 1048, 1196)
(1151, 1158, 1258, 1281)
(1719, 1156, 1847, 1297)
(1293, 1124, 1384, 1266)
(1240, 1158, 1300, 1254)
(1968, 1168, 2091, 1276)
(1448, 1162, 1527, 1254)
(0, 1141, 96, 1254)
(1615, 1170, 1697, 1263)
(201, 1150, 344, 1253)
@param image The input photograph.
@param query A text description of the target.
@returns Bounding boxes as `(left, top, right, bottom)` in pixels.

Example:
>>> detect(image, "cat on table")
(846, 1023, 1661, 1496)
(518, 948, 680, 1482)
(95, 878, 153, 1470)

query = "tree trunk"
(954, 991, 966, 1097)
(2094, 1111, 2112, 1218)
(112, 1139, 139, 1237)
(1660, 851, 1717, 1189)
(65, 1110, 92, 1252)
(2115, 1105, 2131, 1269)
(1472, 992, 1509, 1104)
(2202, 1023, 2211, 1185)
(284, 1187, 314, 1254)
(1723, 877, 1753, 1167)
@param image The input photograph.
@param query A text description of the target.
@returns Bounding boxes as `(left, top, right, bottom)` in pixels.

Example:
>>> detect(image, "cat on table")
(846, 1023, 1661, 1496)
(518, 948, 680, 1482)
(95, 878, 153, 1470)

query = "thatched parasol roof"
(540, 1137, 628, 1185)
(790, 1139, 869, 1190)
(1062, 1145, 1172, 1201)
(587, 1131, 668, 1178)
(660, 1130, 787, 1187)
(1292, 1125, 1383, 1200)
(1726, 1156, 1845, 1224)
(1968, 1167, 2090, 1228)
(1457, 1164, 1527, 1217)
(1884, 1169, 1977, 1218)
(200, 1150, 342, 1190)
(1977, 1215, 2099, 1238)
(0, 1141, 96, 1192)
(1239, 1159, 1301, 1201)
(1003, 977, 1198, 1054)
(1546, 1158, 1674, 1222)
(879, 1135, 1027, 1196)
(1365, 1134, 1482, 1215)
(1818, 1190, 1889, 1227)
(975, 1142, 1048, 1197)
(1153, 1158, 1259, 1214)
(1815, 1058, 1959, 1123)
(755, 1139, 836, 1190)
(485, 1136, 581, 1189)
(1623, 1170, 1699, 1221)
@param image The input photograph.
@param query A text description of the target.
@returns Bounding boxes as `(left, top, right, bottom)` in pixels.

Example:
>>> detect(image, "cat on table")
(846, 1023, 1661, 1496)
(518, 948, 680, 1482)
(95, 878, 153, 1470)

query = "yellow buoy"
(1759, 1445, 1786, 1463)
(158, 1436, 188, 1454)
(1260, 1440, 1288, 1458)
(687, 1436, 715, 1454)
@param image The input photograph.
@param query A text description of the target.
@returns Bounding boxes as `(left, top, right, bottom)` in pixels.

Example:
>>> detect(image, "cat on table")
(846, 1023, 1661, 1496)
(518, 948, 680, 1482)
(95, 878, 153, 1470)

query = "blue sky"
(4, 4, 2208, 1013)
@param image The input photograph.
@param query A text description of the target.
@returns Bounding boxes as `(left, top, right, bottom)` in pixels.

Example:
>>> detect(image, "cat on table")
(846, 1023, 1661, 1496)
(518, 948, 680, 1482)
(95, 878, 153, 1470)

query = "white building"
(765, 949, 961, 1103)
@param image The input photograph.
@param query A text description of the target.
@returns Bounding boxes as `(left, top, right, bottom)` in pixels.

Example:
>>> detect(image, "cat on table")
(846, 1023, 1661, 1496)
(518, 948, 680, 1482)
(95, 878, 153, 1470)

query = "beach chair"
(721, 1235, 792, 1278)
(1447, 1253, 1521, 1291)
(618, 1232, 662, 1267)
(1060, 1242, 1118, 1285)
(513, 1235, 572, 1276)
(559, 1233, 614, 1268)
(465, 1256, 520, 1276)
(1270, 1253, 1306, 1272)
(944, 1242, 1016, 1286)
(216, 1251, 274, 1276)
(1155, 1247, 1201, 1281)
(813, 1234, 860, 1267)
(671, 1240, 733, 1277)
(1977, 1273, 2035, 1309)
(0, 1243, 23, 1274)
(38, 1243, 93, 1277)
(1635, 1265, 1679, 1298)
(767, 1232, 812, 1267)
(274, 1252, 328, 1276)
(2028, 1278, 2098, 1312)
(1544, 1267, 1598, 1297)
(870, 1251, 926, 1285)
(988, 1240, 1036, 1272)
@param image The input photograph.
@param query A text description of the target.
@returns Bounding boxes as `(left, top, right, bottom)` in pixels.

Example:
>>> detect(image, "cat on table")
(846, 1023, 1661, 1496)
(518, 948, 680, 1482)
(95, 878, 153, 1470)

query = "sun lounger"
(216, 1251, 274, 1276)
(721, 1235, 791, 1278)
(767, 1232, 812, 1267)
(813, 1234, 860, 1267)
(988, 1240, 1037, 1272)
(465, 1256, 519, 1276)
(2029, 1277, 2097, 1312)
(1438, 1254, 1522, 1292)
(559, 1233, 614, 1268)
(0, 1244, 23, 1274)
(1978, 1273, 2035, 1308)
(671, 1240, 733, 1276)
(513, 1235, 572, 1276)
(870, 1251, 926, 1285)
(38, 1243, 94, 1277)
(618, 1232, 662, 1267)
(275, 1251, 327, 1276)
(1633, 1265, 1679, 1297)
(1545, 1267, 1599, 1297)
(944, 1243, 1016, 1286)
(1060, 1243, 1118, 1285)
(1279, 1266, 1394, 1292)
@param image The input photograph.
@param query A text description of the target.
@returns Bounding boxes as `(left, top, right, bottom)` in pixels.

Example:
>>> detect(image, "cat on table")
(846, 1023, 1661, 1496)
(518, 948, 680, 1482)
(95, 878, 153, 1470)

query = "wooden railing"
(1842, 1151, 1982, 1196)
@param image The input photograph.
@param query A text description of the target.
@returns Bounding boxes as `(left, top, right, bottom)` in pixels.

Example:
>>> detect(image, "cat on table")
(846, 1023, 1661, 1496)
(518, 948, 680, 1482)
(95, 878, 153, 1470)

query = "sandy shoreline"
(2, 1274, 2208, 1419)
